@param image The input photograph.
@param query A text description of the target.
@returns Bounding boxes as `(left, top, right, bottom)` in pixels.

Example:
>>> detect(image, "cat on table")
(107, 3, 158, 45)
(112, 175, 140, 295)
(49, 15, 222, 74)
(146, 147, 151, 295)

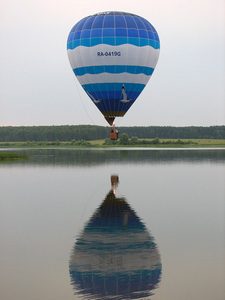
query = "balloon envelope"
(67, 11, 160, 125)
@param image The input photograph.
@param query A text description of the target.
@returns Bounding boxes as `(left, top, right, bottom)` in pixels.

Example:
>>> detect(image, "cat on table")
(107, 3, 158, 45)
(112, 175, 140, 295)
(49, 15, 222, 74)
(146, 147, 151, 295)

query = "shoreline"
(0, 139, 225, 149)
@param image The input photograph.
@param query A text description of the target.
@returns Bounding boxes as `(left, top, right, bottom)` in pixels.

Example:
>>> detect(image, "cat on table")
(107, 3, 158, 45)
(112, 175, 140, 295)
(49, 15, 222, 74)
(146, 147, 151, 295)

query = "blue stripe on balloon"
(94, 98, 136, 113)
(67, 37, 160, 49)
(86, 90, 141, 101)
(138, 30, 148, 38)
(74, 28, 156, 39)
(74, 65, 154, 76)
(68, 28, 159, 42)
(115, 28, 127, 37)
(80, 30, 91, 39)
(82, 82, 145, 93)
(102, 28, 115, 37)
(90, 29, 103, 37)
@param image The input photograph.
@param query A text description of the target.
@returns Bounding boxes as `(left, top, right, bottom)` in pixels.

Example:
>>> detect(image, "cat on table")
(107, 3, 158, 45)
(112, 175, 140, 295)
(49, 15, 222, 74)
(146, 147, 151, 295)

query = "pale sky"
(0, 0, 224, 127)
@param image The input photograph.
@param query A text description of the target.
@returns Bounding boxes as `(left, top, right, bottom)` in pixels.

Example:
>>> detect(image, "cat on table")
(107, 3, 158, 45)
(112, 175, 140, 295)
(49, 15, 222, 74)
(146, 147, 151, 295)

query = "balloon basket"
(110, 132, 118, 140)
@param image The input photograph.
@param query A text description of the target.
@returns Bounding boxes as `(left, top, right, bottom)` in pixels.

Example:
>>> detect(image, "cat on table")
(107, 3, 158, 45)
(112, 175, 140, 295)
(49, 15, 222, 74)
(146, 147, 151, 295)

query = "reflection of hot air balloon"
(69, 177, 161, 299)
(67, 11, 160, 135)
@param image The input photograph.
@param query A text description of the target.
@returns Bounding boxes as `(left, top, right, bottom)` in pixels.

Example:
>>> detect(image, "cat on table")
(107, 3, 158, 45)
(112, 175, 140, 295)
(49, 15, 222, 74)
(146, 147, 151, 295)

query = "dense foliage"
(0, 125, 224, 142)
(104, 134, 195, 146)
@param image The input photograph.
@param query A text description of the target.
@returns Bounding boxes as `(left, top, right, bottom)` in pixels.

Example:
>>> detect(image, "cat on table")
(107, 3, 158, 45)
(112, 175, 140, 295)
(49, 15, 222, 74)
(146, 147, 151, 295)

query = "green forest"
(0, 125, 224, 142)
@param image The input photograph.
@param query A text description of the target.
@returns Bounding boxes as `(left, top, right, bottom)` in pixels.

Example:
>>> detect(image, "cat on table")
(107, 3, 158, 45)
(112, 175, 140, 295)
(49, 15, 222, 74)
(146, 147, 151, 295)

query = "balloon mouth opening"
(105, 116, 115, 126)
(104, 111, 126, 125)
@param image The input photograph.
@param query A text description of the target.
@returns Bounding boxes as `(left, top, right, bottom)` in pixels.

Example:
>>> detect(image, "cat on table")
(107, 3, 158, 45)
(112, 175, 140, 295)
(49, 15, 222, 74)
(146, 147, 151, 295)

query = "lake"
(0, 148, 224, 300)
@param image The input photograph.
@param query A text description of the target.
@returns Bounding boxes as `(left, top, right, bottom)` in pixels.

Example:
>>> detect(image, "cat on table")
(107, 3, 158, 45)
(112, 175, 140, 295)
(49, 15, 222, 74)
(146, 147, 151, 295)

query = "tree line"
(0, 125, 224, 142)
(104, 135, 194, 146)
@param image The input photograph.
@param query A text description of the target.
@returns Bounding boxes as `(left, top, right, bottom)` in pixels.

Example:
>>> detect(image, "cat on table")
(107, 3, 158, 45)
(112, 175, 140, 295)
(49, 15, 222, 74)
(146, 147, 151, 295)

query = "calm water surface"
(0, 149, 224, 300)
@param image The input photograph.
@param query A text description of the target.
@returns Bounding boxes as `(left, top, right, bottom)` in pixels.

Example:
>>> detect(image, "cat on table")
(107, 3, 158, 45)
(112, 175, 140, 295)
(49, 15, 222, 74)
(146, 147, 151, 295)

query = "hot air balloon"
(67, 11, 160, 139)
(69, 175, 162, 299)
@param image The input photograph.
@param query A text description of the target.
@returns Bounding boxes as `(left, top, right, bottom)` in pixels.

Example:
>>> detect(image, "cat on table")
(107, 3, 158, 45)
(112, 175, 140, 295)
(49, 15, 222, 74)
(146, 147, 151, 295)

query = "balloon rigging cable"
(74, 77, 97, 125)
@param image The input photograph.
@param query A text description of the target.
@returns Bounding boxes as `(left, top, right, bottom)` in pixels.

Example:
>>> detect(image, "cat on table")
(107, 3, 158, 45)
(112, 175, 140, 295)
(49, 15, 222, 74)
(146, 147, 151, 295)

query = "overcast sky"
(0, 0, 224, 127)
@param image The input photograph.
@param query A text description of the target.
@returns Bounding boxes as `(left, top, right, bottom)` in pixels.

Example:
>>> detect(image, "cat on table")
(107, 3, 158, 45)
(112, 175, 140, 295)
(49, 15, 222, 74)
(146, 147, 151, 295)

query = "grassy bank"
(0, 139, 225, 148)
(0, 152, 29, 160)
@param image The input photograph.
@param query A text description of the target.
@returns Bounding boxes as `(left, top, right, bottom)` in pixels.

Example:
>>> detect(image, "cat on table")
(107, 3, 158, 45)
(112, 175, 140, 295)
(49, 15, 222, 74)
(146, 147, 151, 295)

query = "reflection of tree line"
(17, 149, 225, 165)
